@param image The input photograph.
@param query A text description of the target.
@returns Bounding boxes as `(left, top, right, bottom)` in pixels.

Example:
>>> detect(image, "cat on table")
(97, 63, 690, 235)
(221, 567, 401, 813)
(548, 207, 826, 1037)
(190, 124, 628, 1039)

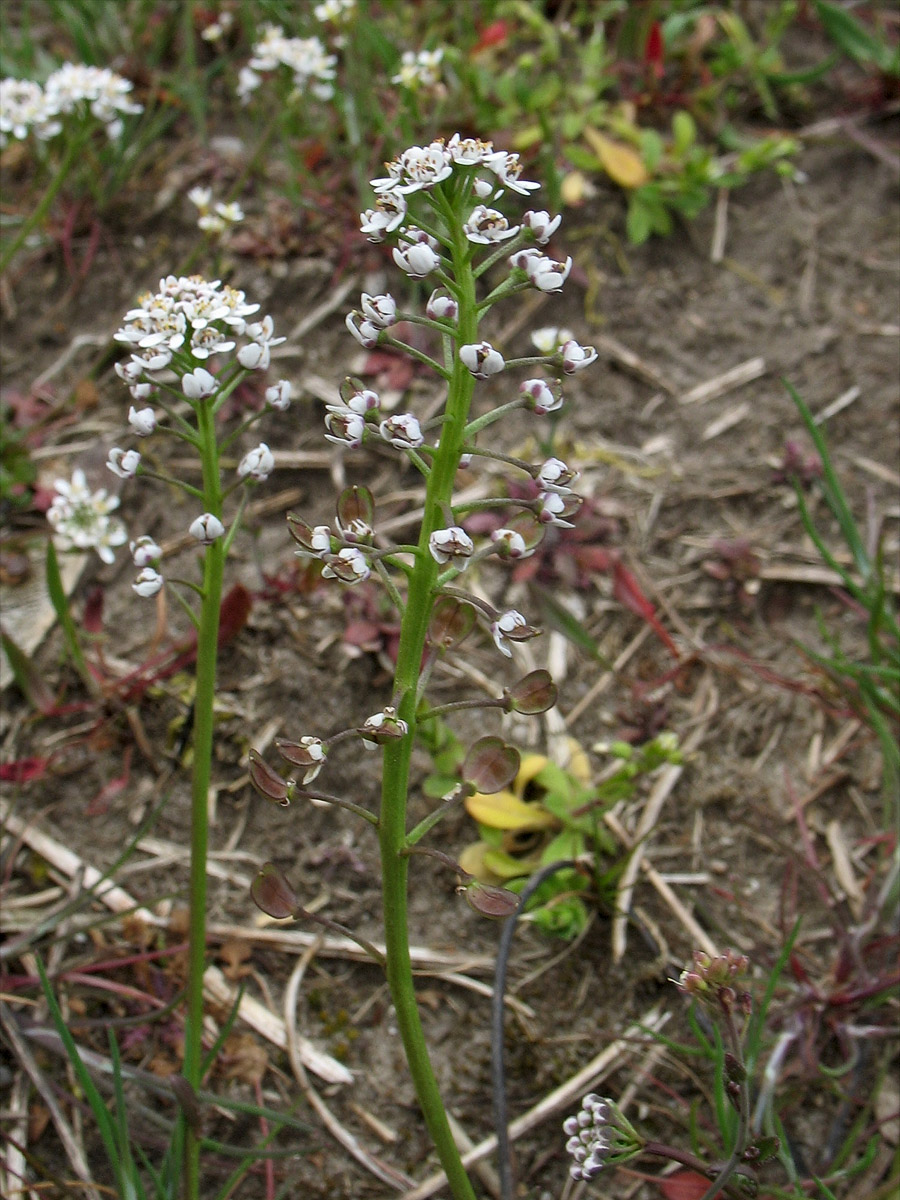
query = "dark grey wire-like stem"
(491, 860, 576, 1200)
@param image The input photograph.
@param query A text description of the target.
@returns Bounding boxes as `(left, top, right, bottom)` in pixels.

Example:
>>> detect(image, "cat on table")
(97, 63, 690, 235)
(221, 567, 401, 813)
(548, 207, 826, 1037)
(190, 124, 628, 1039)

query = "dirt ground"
(1, 114, 899, 1199)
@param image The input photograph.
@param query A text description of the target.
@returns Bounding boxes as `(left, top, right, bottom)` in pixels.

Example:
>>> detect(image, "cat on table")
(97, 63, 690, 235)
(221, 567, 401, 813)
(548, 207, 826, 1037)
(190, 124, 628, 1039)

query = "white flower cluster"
(391, 49, 443, 90)
(188, 186, 244, 236)
(0, 64, 142, 147)
(238, 24, 337, 103)
(313, 0, 356, 23)
(113, 275, 281, 373)
(47, 469, 127, 564)
(563, 1094, 639, 1182)
(322, 373, 424, 454)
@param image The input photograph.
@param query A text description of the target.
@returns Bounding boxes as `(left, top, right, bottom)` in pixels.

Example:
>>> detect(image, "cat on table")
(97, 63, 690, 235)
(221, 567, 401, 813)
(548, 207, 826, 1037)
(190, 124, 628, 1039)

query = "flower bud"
(132, 567, 163, 597)
(251, 862, 299, 920)
(490, 609, 539, 657)
(130, 535, 161, 568)
(265, 380, 292, 410)
(128, 405, 157, 436)
(463, 736, 520, 794)
(520, 378, 562, 415)
(523, 209, 562, 245)
(189, 512, 225, 544)
(237, 341, 270, 370)
(426, 289, 458, 322)
(340, 377, 380, 413)
(238, 443, 274, 481)
(345, 310, 381, 348)
(107, 447, 141, 479)
(459, 341, 505, 379)
(324, 408, 365, 448)
(181, 367, 217, 399)
(490, 528, 529, 560)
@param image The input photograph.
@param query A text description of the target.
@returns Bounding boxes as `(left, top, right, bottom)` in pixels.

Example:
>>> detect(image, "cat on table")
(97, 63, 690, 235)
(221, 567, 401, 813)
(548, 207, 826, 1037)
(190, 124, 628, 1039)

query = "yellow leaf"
(583, 128, 648, 188)
(560, 170, 588, 206)
(465, 789, 558, 831)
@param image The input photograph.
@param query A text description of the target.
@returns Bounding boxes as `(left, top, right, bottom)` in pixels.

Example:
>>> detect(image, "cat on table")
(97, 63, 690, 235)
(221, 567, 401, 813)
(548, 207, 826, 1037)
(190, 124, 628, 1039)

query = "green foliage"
(786, 384, 900, 818)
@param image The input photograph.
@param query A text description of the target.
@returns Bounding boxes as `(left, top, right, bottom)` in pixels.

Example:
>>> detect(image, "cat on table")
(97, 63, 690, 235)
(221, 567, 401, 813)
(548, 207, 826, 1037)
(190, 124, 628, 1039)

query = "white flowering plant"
(244, 135, 599, 1200)
(52, 273, 291, 1194)
(0, 63, 144, 274)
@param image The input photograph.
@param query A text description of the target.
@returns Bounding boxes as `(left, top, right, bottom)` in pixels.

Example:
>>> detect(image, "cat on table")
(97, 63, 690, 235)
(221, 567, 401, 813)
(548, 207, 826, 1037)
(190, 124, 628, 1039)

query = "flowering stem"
(182, 395, 225, 1197)
(378, 184, 479, 1200)
(0, 129, 85, 275)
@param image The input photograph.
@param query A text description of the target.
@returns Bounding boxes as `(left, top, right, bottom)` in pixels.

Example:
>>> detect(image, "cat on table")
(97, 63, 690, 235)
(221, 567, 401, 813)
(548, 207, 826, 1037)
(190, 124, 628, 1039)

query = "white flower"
(182, 367, 218, 399)
(375, 141, 452, 194)
(446, 134, 496, 165)
(391, 48, 443, 90)
(485, 150, 540, 194)
(491, 528, 529, 559)
(237, 341, 269, 369)
(345, 310, 381, 348)
(490, 610, 529, 657)
(429, 526, 474, 567)
(133, 567, 164, 597)
(460, 341, 505, 379)
(359, 193, 407, 241)
(525, 254, 572, 293)
(359, 707, 409, 748)
(188, 186, 212, 211)
(472, 178, 498, 199)
(426, 289, 458, 322)
(379, 413, 423, 449)
(265, 380, 292, 410)
(189, 513, 225, 544)
(324, 408, 365, 448)
(520, 378, 562, 415)
(128, 405, 157, 436)
(509, 247, 541, 273)
(237, 66, 260, 102)
(360, 292, 396, 328)
(214, 201, 244, 223)
(340, 384, 379, 414)
(322, 546, 370, 583)
(538, 490, 578, 528)
(561, 339, 599, 373)
(130, 535, 161, 567)
(531, 326, 574, 353)
(107, 447, 141, 479)
(238, 443, 274, 481)
(463, 204, 519, 244)
(0, 78, 61, 146)
(523, 209, 562, 244)
(314, 0, 356, 23)
(47, 469, 127, 564)
(538, 457, 577, 493)
(392, 240, 440, 278)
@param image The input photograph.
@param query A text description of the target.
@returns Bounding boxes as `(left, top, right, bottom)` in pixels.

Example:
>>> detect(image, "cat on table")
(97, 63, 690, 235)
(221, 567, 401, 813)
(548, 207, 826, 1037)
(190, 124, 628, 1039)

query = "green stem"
(378, 187, 479, 1200)
(182, 395, 225, 1198)
(0, 131, 84, 275)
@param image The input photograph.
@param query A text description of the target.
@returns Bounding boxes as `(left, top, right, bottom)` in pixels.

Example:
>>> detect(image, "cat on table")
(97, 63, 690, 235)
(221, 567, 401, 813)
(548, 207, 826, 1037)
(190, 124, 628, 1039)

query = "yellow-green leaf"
(465, 789, 558, 831)
(583, 128, 648, 188)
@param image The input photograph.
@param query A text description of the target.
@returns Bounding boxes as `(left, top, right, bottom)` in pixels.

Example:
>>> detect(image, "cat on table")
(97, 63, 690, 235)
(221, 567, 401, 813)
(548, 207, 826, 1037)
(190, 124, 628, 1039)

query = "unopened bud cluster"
(563, 1094, 641, 1181)
(678, 949, 752, 1014)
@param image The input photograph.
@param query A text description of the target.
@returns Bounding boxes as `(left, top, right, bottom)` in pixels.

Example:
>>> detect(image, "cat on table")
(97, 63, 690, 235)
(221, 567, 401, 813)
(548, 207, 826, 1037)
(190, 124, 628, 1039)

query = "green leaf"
(672, 110, 697, 156)
(814, 0, 899, 73)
